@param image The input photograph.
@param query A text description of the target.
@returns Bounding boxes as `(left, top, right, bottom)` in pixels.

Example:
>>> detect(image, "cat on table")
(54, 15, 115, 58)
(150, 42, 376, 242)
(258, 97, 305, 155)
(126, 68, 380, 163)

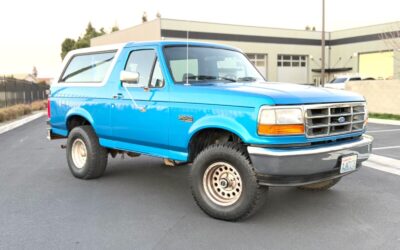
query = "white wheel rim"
(71, 138, 87, 169)
(203, 162, 243, 206)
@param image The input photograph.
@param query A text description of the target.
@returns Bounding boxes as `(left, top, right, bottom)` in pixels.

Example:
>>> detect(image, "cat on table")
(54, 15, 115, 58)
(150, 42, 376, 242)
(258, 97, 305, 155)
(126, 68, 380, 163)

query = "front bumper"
(247, 135, 373, 186)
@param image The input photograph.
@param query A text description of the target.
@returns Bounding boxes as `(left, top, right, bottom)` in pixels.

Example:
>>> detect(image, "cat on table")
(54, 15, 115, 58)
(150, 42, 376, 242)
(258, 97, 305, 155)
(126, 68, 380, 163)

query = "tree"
(142, 12, 148, 23)
(111, 25, 119, 32)
(32, 66, 38, 78)
(61, 38, 76, 59)
(60, 22, 107, 59)
(379, 30, 400, 52)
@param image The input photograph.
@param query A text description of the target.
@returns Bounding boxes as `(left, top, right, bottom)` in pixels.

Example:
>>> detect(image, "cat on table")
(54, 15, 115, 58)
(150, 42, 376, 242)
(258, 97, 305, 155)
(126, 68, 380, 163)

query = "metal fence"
(0, 76, 49, 108)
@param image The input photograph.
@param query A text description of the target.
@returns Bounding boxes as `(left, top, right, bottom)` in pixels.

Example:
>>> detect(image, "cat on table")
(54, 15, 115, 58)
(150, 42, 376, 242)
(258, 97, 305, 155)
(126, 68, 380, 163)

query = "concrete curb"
(0, 112, 46, 135)
(363, 154, 400, 176)
(368, 118, 400, 126)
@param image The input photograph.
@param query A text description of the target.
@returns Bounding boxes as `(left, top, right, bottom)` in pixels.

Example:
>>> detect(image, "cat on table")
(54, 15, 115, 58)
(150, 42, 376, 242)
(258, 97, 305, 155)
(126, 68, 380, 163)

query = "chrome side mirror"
(120, 70, 139, 84)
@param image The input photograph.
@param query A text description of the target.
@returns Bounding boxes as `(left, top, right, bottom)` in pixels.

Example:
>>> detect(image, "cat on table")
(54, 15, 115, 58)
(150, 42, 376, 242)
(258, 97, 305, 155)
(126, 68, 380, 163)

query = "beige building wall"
(329, 21, 400, 80)
(91, 19, 161, 46)
(161, 19, 322, 82)
(90, 18, 400, 82)
(346, 80, 400, 115)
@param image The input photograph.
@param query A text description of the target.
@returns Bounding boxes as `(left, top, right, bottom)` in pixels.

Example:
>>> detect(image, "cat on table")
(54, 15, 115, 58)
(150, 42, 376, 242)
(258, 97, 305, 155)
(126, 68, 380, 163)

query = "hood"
(228, 82, 365, 105)
(172, 81, 365, 107)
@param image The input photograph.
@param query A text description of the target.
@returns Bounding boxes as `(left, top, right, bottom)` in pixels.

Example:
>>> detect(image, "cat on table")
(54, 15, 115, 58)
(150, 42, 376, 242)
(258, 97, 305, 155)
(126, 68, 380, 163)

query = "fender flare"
(187, 115, 253, 146)
(65, 107, 95, 129)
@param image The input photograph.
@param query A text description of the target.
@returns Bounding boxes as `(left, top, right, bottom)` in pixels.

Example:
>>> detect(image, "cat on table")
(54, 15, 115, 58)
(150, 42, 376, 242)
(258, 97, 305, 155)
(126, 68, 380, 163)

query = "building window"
(277, 54, 307, 68)
(246, 53, 267, 78)
(247, 54, 266, 67)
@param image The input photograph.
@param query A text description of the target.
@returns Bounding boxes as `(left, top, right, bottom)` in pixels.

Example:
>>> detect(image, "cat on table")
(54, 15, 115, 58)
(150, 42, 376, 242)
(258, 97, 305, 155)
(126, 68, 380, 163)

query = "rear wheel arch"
(66, 115, 92, 133)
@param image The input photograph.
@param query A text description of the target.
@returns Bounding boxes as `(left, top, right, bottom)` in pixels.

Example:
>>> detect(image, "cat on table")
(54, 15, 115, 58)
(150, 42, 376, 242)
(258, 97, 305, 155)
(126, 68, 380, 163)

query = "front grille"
(305, 102, 366, 138)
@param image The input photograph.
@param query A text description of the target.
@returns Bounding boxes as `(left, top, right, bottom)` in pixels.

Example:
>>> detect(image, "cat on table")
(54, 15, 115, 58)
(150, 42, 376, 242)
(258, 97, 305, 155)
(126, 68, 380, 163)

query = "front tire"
(297, 178, 341, 191)
(66, 126, 108, 179)
(190, 143, 268, 221)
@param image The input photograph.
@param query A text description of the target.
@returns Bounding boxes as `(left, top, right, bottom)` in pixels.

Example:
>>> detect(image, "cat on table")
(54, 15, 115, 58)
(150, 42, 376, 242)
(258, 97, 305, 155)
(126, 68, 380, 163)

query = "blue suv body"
(48, 41, 373, 221)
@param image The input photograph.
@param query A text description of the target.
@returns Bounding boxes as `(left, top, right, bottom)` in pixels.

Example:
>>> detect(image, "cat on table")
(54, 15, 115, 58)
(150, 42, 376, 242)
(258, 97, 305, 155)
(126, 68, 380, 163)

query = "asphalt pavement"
(0, 117, 399, 250)
(366, 123, 400, 159)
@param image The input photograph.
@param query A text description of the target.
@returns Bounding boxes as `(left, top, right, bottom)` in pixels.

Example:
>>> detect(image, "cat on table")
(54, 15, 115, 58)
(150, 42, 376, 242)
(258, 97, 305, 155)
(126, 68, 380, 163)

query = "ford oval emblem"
(337, 116, 346, 123)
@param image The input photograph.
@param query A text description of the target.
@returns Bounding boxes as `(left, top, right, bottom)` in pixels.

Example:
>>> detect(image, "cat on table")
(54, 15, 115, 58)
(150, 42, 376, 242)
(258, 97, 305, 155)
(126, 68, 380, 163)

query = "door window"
(125, 50, 156, 86)
(150, 60, 165, 88)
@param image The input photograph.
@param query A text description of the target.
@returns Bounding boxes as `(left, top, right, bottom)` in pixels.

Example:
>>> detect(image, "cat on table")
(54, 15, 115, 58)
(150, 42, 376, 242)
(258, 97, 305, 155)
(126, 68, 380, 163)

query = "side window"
(125, 50, 156, 86)
(150, 60, 164, 88)
(60, 51, 116, 83)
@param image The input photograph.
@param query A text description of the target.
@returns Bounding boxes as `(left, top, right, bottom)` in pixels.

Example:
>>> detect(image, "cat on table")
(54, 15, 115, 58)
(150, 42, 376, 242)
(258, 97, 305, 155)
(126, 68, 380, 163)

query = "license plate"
(340, 154, 358, 173)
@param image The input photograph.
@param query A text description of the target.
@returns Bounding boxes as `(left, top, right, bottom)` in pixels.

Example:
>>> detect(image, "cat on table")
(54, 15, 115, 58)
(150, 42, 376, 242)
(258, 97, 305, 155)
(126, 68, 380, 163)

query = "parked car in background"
(324, 75, 362, 90)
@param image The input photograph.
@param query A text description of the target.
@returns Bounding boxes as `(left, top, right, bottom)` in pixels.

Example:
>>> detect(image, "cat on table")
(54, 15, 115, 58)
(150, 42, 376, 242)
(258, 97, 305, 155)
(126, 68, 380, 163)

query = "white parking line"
(368, 129, 400, 133)
(369, 118, 400, 126)
(363, 154, 400, 176)
(373, 146, 400, 150)
(363, 154, 400, 175)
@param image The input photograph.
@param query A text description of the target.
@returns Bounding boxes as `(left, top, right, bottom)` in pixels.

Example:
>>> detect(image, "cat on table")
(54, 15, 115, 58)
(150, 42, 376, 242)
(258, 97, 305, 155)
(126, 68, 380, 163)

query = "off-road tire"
(297, 178, 341, 191)
(66, 126, 108, 179)
(190, 143, 268, 221)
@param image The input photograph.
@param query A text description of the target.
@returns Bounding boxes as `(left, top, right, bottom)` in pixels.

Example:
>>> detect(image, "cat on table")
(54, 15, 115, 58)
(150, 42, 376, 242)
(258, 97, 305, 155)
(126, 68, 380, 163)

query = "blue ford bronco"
(48, 41, 373, 221)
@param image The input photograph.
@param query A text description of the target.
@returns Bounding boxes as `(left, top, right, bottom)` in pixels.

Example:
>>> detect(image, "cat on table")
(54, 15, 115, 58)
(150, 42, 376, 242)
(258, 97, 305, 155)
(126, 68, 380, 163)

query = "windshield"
(329, 78, 347, 83)
(164, 46, 264, 84)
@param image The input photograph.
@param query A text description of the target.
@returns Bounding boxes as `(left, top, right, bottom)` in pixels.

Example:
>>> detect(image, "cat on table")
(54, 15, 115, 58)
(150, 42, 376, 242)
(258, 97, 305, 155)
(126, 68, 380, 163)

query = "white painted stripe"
(367, 129, 400, 133)
(0, 112, 46, 135)
(373, 146, 400, 150)
(363, 154, 400, 176)
(368, 118, 400, 126)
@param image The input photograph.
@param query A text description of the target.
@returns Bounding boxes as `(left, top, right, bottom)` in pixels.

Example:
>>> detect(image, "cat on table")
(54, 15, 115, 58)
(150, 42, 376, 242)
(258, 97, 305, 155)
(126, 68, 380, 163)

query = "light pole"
(321, 0, 326, 87)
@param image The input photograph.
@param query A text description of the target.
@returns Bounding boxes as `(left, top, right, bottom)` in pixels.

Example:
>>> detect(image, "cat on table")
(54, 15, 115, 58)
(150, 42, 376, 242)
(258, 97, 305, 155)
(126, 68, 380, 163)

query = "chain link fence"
(0, 76, 49, 108)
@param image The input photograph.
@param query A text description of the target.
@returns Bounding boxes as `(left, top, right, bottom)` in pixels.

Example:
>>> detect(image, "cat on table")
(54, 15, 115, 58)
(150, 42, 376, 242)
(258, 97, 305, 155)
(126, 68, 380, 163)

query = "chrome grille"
(305, 102, 366, 138)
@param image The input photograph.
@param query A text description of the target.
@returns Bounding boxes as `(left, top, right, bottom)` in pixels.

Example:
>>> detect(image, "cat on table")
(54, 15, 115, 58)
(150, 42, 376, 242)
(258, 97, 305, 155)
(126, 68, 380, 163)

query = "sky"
(0, 0, 399, 77)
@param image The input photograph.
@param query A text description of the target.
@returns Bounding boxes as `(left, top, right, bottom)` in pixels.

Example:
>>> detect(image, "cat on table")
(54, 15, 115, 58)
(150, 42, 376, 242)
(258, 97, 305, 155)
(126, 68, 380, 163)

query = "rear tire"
(66, 126, 108, 179)
(190, 143, 268, 221)
(297, 178, 341, 191)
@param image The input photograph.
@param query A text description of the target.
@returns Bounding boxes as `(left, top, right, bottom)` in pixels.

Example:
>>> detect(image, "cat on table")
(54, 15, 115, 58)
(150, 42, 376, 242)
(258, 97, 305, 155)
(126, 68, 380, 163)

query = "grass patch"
(0, 100, 47, 123)
(369, 112, 400, 121)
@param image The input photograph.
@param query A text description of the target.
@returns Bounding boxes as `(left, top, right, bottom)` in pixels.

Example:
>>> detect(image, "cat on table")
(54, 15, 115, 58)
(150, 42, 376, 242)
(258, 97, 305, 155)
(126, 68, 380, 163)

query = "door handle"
(113, 93, 124, 99)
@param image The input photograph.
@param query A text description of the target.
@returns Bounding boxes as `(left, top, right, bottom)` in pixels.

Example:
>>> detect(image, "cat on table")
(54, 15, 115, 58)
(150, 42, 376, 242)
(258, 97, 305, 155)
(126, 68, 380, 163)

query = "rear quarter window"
(60, 51, 116, 83)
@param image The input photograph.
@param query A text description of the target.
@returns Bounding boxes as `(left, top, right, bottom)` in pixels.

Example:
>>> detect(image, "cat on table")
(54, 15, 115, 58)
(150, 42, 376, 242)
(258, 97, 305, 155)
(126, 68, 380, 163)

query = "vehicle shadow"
(100, 155, 351, 223)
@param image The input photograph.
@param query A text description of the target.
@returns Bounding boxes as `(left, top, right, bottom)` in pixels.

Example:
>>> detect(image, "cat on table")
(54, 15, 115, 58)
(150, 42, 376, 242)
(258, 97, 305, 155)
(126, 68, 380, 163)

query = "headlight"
(258, 107, 305, 136)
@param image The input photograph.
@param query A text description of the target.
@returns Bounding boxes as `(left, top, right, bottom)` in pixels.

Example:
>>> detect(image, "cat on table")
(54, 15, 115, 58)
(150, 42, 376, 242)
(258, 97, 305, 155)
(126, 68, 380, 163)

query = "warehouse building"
(91, 18, 400, 83)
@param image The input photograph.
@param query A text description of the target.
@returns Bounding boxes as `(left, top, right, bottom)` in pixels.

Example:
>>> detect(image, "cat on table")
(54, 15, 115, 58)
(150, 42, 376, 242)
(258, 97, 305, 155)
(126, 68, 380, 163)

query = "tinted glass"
(330, 78, 347, 83)
(150, 60, 164, 88)
(125, 50, 156, 86)
(61, 51, 116, 83)
(164, 46, 264, 84)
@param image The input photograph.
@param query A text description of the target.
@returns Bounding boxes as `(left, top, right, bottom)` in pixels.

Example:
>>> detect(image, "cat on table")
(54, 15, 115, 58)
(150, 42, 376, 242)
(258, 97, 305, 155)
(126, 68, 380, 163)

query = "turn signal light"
(258, 124, 305, 135)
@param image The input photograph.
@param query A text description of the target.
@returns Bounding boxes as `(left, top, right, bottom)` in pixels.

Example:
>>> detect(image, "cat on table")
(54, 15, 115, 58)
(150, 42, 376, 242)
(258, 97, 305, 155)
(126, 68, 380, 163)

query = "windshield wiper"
(196, 75, 236, 82)
(237, 76, 257, 82)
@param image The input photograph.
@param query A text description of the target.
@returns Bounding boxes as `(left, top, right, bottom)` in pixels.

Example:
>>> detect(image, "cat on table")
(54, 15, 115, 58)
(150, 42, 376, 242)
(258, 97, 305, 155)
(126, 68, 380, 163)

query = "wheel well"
(188, 128, 242, 162)
(67, 115, 91, 132)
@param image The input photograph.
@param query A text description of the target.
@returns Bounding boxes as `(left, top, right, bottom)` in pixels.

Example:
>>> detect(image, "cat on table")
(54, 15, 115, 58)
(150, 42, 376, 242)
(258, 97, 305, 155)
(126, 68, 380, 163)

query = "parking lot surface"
(367, 123, 400, 159)
(0, 117, 399, 249)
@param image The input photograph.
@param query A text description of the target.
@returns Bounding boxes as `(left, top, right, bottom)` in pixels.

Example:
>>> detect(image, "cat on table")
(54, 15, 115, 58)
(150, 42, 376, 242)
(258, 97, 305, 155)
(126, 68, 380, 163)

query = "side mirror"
(120, 70, 139, 84)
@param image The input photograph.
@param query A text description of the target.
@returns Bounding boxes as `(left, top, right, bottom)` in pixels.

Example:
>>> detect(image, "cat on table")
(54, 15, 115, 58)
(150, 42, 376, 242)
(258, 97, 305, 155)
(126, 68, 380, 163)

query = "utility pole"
(321, 0, 326, 87)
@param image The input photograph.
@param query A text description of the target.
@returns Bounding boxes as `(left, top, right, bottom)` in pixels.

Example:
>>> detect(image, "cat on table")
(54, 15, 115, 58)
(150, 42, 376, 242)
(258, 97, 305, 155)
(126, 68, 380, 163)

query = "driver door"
(110, 48, 169, 155)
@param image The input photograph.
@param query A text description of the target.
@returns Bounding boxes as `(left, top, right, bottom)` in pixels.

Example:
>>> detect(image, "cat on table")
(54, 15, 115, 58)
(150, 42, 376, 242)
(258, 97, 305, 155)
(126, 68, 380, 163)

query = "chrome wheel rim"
(71, 138, 87, 169)
(203, 162, 243, 206)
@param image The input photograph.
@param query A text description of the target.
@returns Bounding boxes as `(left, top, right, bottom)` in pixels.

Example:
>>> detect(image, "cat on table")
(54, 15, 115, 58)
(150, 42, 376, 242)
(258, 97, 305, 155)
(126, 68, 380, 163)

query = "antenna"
(185, 30, 190, 86)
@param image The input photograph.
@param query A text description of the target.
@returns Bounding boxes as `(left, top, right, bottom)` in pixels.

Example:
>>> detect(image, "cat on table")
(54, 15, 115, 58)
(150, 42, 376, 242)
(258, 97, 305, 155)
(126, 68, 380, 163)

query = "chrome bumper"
(247, 135, 373, 186)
